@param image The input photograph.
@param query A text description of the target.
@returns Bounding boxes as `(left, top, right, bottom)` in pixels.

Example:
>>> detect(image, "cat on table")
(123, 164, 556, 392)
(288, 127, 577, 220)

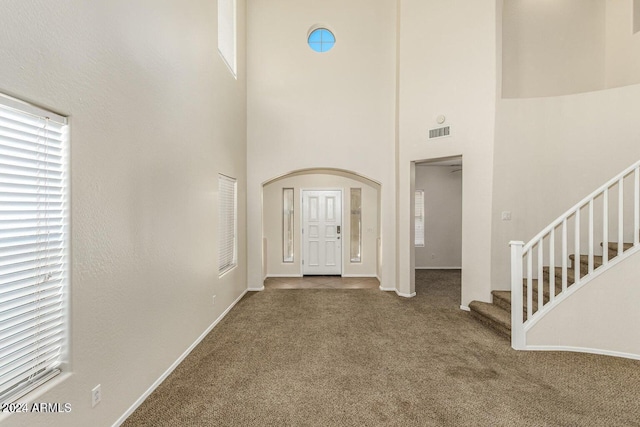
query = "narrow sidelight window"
(283, 188, 294, 263)
(350, 188, 362, 262)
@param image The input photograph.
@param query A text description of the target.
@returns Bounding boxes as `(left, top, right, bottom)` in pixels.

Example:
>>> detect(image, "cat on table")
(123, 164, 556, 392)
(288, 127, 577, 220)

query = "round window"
(308, 28, 336, 53)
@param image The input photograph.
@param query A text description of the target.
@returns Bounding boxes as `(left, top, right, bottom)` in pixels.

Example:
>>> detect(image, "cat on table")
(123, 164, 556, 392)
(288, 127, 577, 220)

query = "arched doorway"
(261, 168, 381, 283)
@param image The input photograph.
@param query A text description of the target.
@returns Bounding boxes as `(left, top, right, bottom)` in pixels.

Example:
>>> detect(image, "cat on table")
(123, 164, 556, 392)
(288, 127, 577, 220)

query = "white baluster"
(510, 241, 525, 350)
(575, 209, 580, 284)
(527, 250, 533, 320)
(537, 242, 543, 311)
(635, 167, 639, 246)
(562, 218, 568, 292)
(603, 188, 608, 265)
(549, 230, 555, 302)
(619, 178, 624, 256)
(588, 199, 594, 274)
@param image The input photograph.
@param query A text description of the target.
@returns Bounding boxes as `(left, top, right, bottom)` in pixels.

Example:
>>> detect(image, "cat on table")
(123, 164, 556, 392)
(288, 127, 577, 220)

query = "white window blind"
(415, 190, 425, 247)
(0, 94, 68, 403)
(218, 174, 237, 275)
(218, 0, 237, 77)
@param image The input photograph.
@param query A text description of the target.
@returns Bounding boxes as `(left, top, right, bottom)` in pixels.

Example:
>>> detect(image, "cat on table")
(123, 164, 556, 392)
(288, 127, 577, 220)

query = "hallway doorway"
(413, 157, 463, 299)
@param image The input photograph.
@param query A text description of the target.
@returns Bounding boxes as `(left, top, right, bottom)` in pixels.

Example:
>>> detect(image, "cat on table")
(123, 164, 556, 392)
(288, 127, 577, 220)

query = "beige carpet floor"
(123, 270, 640, 426)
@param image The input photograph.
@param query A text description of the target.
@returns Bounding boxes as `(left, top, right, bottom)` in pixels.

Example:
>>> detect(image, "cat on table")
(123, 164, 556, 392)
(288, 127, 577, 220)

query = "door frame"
(300, 188, 344, 276)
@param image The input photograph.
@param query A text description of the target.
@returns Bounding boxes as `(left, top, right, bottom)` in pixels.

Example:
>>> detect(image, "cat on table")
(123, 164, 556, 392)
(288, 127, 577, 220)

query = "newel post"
(509, 241, 525, 350)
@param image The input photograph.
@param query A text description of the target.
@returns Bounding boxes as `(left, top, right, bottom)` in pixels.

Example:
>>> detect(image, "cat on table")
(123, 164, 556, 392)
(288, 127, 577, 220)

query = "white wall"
(491, 84, 640, 289)
(415, 165, 462, 269)
(0, 1, 247, 426)
(263, 172, 379, 278)
(527, 249, 640, 358)
(502, 0, 606, 98)
(397, 0, 498, 303)
(247, 0, 397, 291)
(606, 0, 640, 88)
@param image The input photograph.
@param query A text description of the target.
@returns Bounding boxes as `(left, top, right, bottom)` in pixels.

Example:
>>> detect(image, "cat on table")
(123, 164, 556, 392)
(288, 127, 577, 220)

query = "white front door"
(302, 190, 342, 275)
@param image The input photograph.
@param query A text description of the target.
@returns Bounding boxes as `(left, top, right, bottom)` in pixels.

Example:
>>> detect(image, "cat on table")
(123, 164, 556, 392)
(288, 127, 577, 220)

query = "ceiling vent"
(429, 126, 451, 140)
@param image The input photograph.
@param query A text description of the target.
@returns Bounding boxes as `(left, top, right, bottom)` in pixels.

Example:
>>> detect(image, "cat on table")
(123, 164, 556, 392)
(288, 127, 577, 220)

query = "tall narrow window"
(0, 94, 69, 402)
(635, 0, 640, 34)
(415, 190, 425, 247)
(218, 0, 237, 77)
(283, 188, 294, 263)
(350, 188, 362, 262)
(218, 174, 237, 275)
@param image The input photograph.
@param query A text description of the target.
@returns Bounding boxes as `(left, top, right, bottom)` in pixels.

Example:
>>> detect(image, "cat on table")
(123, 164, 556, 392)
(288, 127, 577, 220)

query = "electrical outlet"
(212, 295, 216, 306)
(501, 211, 512, 221)
(91, 384, 101, 408)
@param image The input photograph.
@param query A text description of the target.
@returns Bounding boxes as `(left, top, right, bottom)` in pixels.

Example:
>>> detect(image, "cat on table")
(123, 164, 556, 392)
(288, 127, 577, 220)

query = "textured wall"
(0, 1, 247, 426)
(527, 249, 640, 358)
(491, 84, 640, 289)
(397, 0, 498, 302)
(605, 0, 640, 88)
(502, 0, 606, 98)
(246, 0, 398, 291)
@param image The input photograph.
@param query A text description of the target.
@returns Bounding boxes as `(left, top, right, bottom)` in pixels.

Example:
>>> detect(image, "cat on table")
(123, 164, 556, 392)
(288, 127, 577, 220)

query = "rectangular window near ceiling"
(0, 94, 69, 403)
(218, 0, 237, 77)
(283, 188, 294, 263)
(350, 188, 362, 262)
(218, 174, 237, 275)
(415, 190, 425, 247)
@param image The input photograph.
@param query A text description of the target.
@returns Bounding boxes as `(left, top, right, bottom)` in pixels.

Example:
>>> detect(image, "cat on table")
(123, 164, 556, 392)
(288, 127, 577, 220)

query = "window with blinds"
(218, 174, 237, 275)
(415, 190, 425, 247)
(0, 94, 68, 403)
(218, 0, 237, 77)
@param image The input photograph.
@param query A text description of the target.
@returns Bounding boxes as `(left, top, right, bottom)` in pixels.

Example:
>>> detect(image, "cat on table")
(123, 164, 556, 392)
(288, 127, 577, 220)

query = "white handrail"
(510, 159, 640, 350)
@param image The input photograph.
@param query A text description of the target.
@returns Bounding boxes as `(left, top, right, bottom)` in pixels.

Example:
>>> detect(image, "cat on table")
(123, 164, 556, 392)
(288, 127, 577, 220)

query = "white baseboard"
(460, 305, 470, 311)
(415, 267, 462, 270)
(265, 274, 303, 278)
(524, 345, 640, 361)
(379, 286, 416, 298)
(395, 290, 416, 298)
(113, 289, 248, 427)
(341, 274, 378, 278)
(247, 286, 265, 291)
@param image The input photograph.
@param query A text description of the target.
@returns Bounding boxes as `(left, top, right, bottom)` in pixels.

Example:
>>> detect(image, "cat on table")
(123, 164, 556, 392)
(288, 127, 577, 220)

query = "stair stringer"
(522, 245, 640, 360)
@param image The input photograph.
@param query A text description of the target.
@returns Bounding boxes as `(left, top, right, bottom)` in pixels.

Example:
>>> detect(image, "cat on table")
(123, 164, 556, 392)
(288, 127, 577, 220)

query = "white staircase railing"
(510, 160, 640, 350)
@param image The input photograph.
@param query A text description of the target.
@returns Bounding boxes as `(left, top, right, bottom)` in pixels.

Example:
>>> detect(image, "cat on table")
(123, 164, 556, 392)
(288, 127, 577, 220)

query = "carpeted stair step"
(468, 301, 510, 338)
(601, 242, 633, 258)
(568, 254, 603, 275)
(491, 290, 513, 313)
(527, 276, 564, 300)
(543, 267, 577, 288)
(492, 290, 530, 315)
(492, 290, 539, 315)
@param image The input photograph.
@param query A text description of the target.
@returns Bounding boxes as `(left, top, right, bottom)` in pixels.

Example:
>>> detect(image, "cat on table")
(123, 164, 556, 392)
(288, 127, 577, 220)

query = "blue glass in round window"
(308, 28, 335, 53)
